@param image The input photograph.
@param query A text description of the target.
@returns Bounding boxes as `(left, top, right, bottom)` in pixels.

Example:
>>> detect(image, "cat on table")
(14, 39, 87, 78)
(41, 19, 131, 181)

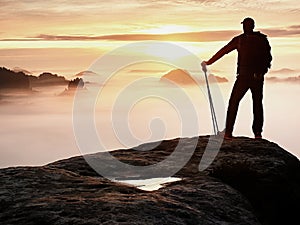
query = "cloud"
(128, 69, 167, 74)
(289, 25, 300, 29)
(2, 23, 299, 43)
(1, 31, 238, 42)
(261, 25, 300, 37)
(269, 68, 298, 75)
(74, 70, 98, 77)
(1, 1, 299, 42)
(34, 31, 236, 42)
(266, 76, 300, 83)
(1, 0, 299, 42)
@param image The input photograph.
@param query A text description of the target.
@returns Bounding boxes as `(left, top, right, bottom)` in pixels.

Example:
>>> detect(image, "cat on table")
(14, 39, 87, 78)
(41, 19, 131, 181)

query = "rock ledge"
(1, 136, 299, 225)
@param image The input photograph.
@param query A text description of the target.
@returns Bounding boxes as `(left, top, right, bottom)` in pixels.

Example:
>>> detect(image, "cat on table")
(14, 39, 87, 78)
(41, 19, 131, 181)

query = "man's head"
(241, 17, 255, 34)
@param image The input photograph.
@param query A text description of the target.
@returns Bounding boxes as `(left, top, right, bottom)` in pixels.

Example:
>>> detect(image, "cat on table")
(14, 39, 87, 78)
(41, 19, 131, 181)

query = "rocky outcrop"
(161, 69, 228, 86)
(161, 69, 198, 86)
(67, 78, 84, 90)
(59, 78, 85, 96)
(1, 136, 299, 225)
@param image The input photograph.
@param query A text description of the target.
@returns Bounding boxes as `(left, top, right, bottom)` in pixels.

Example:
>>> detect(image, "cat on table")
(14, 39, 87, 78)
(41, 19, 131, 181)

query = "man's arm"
(205, 37, 238, 65)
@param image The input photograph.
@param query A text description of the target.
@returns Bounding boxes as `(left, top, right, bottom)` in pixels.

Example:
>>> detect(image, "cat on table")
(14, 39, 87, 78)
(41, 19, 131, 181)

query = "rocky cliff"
(1, 136, 299, 225)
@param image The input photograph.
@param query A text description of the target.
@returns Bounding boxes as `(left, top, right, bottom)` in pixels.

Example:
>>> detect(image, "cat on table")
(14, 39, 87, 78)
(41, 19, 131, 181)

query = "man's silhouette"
(204, 17, 272, 139)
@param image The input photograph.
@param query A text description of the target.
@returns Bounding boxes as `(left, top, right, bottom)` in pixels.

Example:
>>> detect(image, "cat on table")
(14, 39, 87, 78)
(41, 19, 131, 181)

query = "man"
(203, 17, 272, 139)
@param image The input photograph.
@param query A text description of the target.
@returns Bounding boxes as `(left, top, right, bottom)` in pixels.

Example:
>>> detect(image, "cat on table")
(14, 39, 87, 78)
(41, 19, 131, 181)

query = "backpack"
(238, 32, 272, 74)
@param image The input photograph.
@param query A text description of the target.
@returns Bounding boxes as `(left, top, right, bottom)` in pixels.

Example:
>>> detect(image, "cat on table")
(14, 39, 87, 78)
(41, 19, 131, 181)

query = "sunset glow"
(0, 0, 299, 76)
(139, 25, 195, 34)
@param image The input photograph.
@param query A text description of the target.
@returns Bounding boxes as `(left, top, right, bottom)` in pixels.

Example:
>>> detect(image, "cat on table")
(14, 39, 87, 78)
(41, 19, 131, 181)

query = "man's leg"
(250, 79, 264, 136)
(225, 78, 249, 135)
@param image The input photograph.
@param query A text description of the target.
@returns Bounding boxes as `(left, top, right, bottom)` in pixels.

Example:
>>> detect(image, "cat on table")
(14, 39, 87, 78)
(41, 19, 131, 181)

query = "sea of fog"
(0, 77, 299, 169)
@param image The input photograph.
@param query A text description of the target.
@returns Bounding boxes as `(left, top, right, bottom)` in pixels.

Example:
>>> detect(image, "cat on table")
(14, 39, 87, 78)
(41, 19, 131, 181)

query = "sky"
(0, 0, 299, 167)
(0, 0, 299, 76)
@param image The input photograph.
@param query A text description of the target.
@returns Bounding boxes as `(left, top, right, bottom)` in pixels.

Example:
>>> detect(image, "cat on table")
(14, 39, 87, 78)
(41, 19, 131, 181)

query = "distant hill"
(161, 69, 198, 85)
(161, 69, 228, 86)
(0, 67, 70, 89)
(12, 67, 33, 75)
(266, 75, 300, 83)
(29, 72, 68, 87)
(208, 73, 228, 83)
(0, 67, 30, 89)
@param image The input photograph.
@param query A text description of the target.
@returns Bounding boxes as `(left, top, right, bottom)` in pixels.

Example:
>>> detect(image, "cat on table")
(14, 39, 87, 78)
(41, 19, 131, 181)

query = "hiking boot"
(218, 130, 233, 140)
(224, 133, 233, 140)
(254, 132, 262, 139)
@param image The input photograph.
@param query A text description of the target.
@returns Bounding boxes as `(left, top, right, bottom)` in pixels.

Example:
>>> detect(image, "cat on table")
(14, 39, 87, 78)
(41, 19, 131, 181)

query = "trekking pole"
(201, 62, 219, 135)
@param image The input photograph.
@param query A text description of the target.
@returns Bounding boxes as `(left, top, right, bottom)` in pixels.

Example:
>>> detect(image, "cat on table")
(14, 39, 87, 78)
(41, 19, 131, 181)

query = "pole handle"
(201, 61, 207, 73)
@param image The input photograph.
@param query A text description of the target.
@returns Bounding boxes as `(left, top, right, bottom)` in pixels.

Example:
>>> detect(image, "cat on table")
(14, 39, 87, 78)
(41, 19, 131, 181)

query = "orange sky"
(0, 0, 299, 77)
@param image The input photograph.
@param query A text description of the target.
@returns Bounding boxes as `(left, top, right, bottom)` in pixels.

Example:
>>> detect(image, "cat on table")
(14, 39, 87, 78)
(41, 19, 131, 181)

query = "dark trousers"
(225, 75, 264, 134)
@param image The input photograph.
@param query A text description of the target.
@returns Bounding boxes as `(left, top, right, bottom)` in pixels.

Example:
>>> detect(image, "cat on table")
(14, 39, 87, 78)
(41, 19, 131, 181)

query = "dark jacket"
(207, 31, 272, 75)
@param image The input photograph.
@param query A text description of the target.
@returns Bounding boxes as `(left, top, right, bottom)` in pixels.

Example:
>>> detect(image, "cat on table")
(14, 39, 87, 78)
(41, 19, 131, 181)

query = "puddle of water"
(116, 177, 182, 191)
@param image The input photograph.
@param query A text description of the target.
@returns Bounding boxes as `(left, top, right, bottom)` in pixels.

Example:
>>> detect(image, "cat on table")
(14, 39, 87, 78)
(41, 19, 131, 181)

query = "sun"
(142, 42, 192, 61)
